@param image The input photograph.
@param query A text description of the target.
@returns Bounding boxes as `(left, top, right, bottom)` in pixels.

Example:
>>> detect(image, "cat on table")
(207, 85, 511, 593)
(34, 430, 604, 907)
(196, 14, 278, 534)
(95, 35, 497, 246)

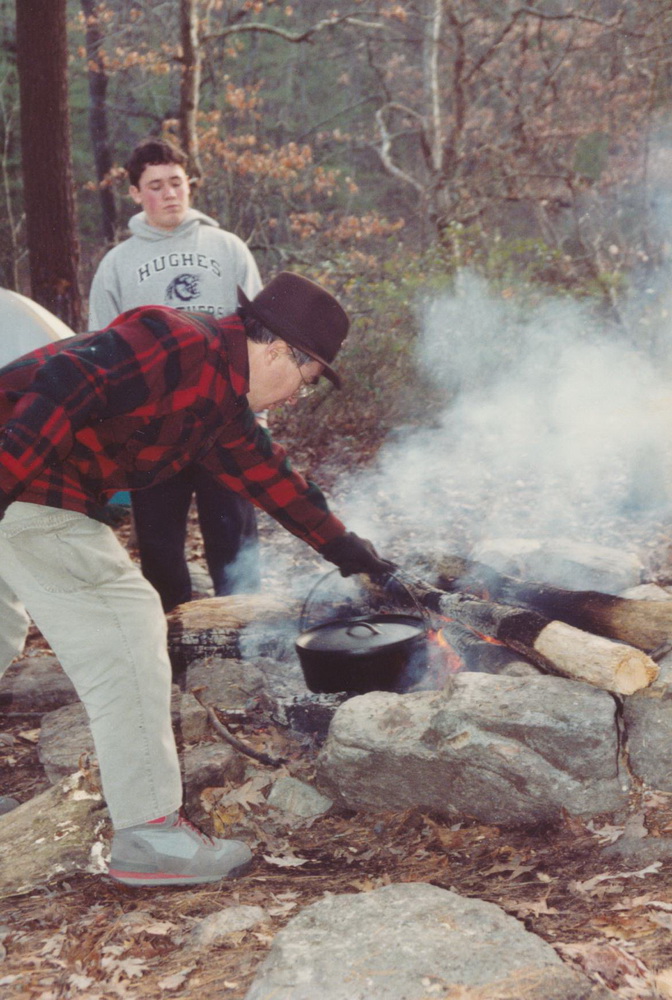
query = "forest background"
(3, 0, 672, 458)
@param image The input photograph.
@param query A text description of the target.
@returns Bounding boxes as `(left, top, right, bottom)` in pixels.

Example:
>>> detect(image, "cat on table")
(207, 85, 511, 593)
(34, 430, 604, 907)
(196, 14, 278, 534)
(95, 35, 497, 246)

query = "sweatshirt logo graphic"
(166, 273, 201, 303)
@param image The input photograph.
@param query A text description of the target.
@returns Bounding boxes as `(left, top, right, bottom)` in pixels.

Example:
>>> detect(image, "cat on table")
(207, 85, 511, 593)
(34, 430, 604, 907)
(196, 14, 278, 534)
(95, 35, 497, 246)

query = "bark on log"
(429, 555, 672, 653)
(167, 593, 301, 674)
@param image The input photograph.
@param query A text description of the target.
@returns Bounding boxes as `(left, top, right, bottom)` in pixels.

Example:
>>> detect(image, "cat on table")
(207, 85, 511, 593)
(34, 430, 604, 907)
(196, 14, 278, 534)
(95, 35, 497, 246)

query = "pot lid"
(296, 615, 425, 655)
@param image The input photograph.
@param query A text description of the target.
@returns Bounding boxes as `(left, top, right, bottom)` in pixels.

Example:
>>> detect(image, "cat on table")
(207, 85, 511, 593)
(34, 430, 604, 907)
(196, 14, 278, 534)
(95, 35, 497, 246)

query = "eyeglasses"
(288, 346, 321, 397)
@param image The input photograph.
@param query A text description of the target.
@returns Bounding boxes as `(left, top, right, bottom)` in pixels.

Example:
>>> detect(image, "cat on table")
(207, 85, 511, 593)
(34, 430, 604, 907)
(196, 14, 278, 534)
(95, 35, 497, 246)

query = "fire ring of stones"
(158, 538, 672, 830)
(9, 539, 672, 845)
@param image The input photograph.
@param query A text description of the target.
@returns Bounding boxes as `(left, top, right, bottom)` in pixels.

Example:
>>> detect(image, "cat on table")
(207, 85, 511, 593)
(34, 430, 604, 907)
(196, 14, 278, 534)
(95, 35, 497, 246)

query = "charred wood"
(427, 555, 672, 654)
(167, 593, 300, 675)
(437, 618, 539, 675)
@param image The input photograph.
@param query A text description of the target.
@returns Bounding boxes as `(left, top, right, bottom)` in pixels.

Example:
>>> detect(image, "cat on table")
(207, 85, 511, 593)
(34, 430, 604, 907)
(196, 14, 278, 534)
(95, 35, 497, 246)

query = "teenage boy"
(89, 137, 262, 610)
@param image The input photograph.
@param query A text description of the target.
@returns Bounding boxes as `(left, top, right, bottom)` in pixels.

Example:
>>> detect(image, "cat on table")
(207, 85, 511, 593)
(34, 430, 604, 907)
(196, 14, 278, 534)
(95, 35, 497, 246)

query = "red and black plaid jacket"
(0, 306, 345, 551)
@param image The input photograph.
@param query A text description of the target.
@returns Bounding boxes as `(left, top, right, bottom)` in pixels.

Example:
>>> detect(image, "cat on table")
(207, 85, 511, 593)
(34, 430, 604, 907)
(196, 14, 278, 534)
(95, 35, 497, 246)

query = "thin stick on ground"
(190, 686, 286, 767)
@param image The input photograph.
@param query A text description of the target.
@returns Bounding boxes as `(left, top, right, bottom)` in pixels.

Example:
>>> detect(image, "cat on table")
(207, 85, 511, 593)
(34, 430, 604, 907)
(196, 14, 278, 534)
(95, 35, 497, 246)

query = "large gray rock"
(244, 882, 611, 1000)
(0, 655, 78, 712)
(38, 686, 182, 784)
(623, 692, 672, 791)
(185, 656, 267, 710)
(471, 537, 643, 594)
(38, 702, 95, 783)
(317, 675, 628, 826)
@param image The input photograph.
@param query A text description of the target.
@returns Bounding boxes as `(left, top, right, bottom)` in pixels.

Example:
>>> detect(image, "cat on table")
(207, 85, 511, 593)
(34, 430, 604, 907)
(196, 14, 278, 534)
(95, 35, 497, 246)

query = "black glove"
(321, 531, 396, 578)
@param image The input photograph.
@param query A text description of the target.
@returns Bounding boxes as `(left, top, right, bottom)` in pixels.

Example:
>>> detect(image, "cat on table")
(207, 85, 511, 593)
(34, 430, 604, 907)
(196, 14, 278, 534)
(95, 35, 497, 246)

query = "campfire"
(167, 547, 670, 701)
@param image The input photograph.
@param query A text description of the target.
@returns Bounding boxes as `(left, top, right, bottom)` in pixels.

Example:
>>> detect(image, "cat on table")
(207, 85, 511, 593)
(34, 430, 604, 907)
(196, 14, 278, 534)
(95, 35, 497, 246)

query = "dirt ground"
(5, 461, 672, 998)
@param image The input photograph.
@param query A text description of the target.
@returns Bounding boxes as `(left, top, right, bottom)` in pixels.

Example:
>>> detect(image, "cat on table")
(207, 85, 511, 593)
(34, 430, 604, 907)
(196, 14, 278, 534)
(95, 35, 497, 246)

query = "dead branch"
(191, 687, 286, 768)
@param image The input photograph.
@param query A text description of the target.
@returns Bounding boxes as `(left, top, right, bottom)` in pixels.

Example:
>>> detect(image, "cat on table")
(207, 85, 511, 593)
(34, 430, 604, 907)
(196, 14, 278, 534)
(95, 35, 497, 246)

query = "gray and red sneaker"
(108, 809, 252, 887)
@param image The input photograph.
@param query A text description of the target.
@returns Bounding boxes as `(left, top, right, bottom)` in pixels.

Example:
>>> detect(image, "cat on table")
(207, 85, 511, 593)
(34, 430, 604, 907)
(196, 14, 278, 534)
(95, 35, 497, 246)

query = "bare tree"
(81, 0, 117, 244)
(360, 0, 665, 269)
(179, 0, 203, 182)
(15, 0, 81, 327)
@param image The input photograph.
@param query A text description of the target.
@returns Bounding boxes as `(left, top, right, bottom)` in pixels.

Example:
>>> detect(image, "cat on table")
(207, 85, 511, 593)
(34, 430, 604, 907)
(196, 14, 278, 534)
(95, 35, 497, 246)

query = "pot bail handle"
(299, 567, 347, 632)
(383, 570, 431, 624)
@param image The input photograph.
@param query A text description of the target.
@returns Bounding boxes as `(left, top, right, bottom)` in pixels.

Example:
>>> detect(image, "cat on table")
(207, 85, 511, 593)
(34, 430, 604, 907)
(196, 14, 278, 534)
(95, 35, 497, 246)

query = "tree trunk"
(179, 0, 203, 183)
(81, 0, 117, 244)
(15, 0, 81, 329)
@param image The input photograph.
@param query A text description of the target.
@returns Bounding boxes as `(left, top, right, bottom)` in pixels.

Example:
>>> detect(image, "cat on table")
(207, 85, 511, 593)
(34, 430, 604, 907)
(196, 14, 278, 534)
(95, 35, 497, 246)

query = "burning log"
(432, 619, 533, 676)
(367, 575, 659, 696)
(429, 555, 672, 654)
(428, 590, 658, 695)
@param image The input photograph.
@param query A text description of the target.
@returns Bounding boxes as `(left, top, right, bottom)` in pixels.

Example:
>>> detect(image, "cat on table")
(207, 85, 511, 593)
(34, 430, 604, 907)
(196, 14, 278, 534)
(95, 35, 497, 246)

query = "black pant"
(131, 466, 260, 612)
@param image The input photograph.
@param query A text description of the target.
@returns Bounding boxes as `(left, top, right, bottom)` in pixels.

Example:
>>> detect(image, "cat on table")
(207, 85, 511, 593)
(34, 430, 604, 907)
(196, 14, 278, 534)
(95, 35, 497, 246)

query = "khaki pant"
(0, 502, 182, 829)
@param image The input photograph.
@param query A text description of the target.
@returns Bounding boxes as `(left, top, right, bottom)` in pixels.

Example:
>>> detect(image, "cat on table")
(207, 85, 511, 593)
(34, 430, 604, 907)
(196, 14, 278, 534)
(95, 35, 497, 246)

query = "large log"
(167, 593, 301, 674)
(433, 591, 659, 695)
(427, 555, 672, 654)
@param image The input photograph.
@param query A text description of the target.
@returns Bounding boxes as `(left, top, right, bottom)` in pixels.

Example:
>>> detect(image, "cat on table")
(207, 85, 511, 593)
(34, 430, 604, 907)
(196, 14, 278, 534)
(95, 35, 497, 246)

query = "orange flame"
(427, 628, 464, 675)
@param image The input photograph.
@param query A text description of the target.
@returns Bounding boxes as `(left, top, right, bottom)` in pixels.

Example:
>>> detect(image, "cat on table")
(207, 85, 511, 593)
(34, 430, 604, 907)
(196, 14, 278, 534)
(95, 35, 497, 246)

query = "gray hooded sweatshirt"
(88, 208, 262, 330)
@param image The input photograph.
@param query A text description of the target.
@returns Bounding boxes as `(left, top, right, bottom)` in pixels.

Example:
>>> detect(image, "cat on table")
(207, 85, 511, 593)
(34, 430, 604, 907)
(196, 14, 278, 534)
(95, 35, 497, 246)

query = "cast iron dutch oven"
(296, 611, 429, 694)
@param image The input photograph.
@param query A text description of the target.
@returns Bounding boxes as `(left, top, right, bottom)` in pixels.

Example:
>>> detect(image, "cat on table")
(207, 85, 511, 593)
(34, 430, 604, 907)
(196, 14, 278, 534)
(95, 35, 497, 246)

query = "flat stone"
(244, 882, 610, 1000)
(38, 702, 95, 783)
(317, 675, 628, 826)
(180, 691, 210, 743)
(267, 776, 332, 820)
(189, 906, 267, 948)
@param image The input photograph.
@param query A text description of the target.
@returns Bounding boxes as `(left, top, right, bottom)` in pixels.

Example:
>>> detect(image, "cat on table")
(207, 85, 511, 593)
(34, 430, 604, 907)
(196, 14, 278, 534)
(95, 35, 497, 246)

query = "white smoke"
(337, 269, 672, 564)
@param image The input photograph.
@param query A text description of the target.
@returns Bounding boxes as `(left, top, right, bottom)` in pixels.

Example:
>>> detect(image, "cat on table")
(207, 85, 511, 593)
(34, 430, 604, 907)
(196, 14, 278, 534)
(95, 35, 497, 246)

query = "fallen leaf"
(217, 776, 271, 810)
(266, 900, 298, 916)
(653, 968, 672, 999)
(126, 917, 177, 937)
(585, 820, 626, 844)
(158, 967, 194, 991)
(556, 941, 651, 988)
(100, 953, 148, 980)
(570, 861, 662, 894)
(262, 854, 309, 868)
(481, 855, 537, 879)
(68, 972, 95, 989)
(510, 897, 558, 918)
(18, 729, 40, 744)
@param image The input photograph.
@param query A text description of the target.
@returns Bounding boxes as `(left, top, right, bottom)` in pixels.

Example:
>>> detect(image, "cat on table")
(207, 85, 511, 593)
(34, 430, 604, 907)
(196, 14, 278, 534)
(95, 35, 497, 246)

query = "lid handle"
(346, 622, 382, 638)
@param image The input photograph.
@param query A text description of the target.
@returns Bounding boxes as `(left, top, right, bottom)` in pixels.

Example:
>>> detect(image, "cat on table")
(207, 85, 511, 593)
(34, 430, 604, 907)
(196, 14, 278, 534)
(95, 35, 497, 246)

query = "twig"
(191, 687, 286, 768)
